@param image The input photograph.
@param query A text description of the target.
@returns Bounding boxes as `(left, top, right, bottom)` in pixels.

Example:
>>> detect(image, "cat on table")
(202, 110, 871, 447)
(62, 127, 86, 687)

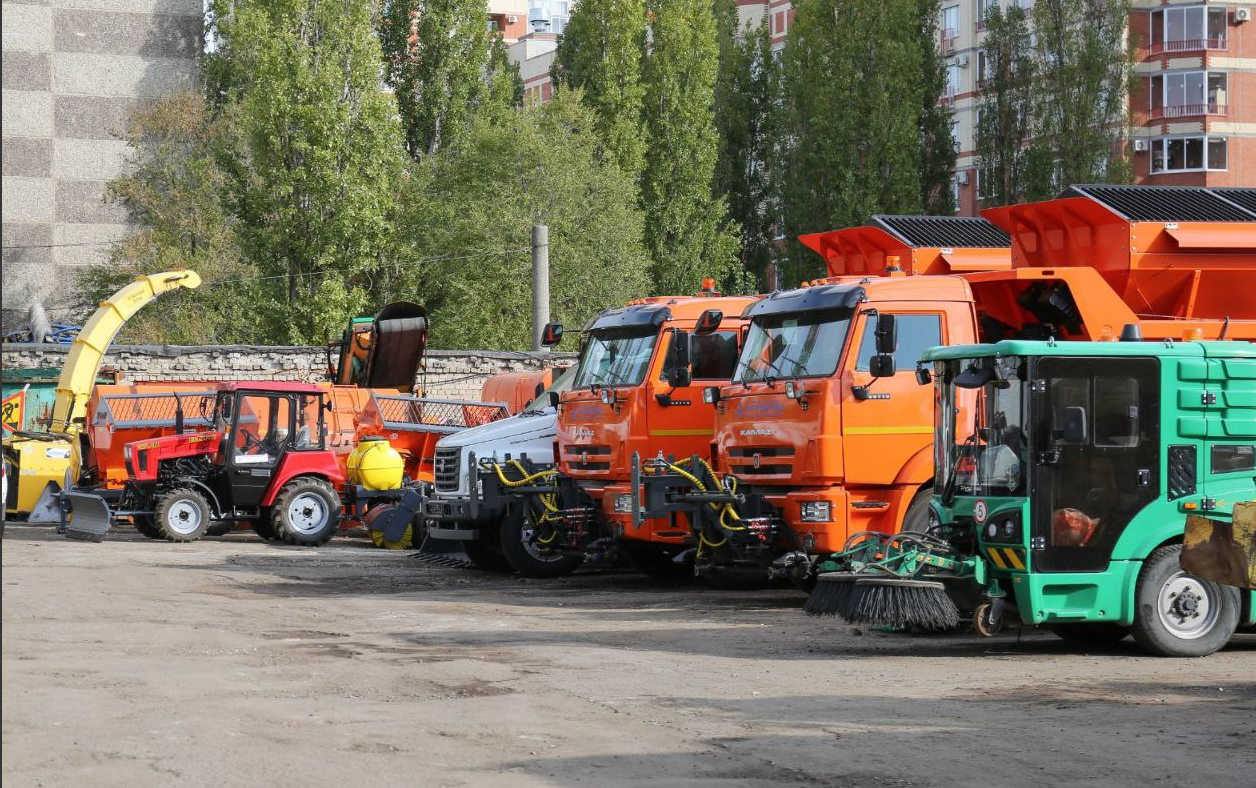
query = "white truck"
(422, 368, 573, 570)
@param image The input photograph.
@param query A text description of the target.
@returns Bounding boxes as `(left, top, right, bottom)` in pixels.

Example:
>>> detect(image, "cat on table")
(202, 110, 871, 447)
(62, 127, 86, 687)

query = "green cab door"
(1030, 357, 1161, 572)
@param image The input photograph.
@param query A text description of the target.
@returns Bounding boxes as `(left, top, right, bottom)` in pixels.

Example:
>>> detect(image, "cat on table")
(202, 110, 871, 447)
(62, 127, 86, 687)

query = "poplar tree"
(975, 4, 1037, 207)
(1027, 0, 1134, 194)
(551, 0, 649, 176)
(713, 2, 779, 290)
(917, 0, 957, 214)
(640, 0, 738, 294)
(380, 0, 509, 159)
(778, 0, 931, 279)
(209, 0, 407, 343)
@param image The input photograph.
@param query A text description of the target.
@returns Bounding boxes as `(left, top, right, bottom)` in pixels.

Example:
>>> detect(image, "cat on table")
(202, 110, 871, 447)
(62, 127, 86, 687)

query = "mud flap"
(62, 491, 114, 542)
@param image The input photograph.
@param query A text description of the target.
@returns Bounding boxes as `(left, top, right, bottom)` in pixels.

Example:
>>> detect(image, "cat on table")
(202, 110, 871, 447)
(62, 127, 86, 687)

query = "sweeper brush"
(803, 573, 859, 618)
(844, 578, 960, 631)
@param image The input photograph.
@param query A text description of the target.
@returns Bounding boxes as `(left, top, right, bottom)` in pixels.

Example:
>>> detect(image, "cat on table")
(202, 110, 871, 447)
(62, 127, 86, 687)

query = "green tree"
(478, 33, 525, 127)
(640, 0, 738, 294)
(713, 2, 779, 291)
(551, 0, 648, 177)
(917, 0, 956, 214)
(1027, 0, 1134, 195)
(80, 91, 264, 344)
(210, 0, 408, 344)
(400, 91, 652, 350)
(778, 0, 932, 281)
(380, 0, 504, 159)
(975, 4, 1036, 207)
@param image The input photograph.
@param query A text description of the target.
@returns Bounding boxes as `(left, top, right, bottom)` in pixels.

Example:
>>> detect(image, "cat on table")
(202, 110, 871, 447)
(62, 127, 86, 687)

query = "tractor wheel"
(900, 487, 933, 532)
(271, 478, 341, 546)
(252, 507, 279, 541)
(153, 489, 212, 543)
(499, 511, 582, 577)
(1048, 623, 1128, 645)
(132, 515, 163, 539)
(1131, 544, 1239, 658)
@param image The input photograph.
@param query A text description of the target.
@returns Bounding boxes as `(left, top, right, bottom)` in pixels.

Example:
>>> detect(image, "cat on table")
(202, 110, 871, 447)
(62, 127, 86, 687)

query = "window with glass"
(734, 309, 853, 383)
(855, 314, 943, 372)
(941, 5, 960, 38)
(1150, 135, 1227, 172)
(946, 63, 961, 96)
(232, 395, 292, 466)
(572, 328, 659, 389)
(1149, 71, 1227, 117)
(1149, 6, 1228, 52)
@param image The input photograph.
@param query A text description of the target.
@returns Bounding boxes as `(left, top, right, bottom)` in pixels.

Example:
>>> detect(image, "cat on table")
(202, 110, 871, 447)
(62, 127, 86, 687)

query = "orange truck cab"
(635, 185, 1256, 586)
(478, 285, 760, 578)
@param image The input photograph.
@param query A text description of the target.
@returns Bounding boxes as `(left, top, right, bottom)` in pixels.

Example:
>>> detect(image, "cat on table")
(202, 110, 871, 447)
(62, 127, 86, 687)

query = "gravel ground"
(3, 524, 1254, 788)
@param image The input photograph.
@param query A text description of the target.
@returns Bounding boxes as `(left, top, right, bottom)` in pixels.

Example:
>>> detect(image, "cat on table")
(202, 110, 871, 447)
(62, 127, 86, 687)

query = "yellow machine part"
(1182, 502, 1256, 590)
(6, 439, 73, 514)
(51, 270, 202, 433)
(346, 438, 405, 491)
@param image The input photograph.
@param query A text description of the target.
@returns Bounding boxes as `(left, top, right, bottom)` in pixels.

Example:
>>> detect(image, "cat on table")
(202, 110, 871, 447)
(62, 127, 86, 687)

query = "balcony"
(1148, 102, 1227, 120)
(941, 28, 958, 54)
(1147, 37, 1227, 56)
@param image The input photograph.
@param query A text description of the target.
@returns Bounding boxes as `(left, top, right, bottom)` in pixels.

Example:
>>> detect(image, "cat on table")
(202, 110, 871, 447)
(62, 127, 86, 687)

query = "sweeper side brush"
(803, 572, 859, 618)
(845, 578, 960, 631)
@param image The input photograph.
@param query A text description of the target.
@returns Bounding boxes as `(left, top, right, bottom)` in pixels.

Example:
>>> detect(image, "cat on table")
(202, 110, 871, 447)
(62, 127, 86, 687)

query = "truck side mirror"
(547, 391, 560, 408)
(874, 313, 898, 355)
(869, 355, 896, 378)
(541, 322, 564, 347)
(1062, 406, 1088, 443)
(694, 309, 723, 336)
(915, 364, 932, 385)
(664, 329, 692, 388)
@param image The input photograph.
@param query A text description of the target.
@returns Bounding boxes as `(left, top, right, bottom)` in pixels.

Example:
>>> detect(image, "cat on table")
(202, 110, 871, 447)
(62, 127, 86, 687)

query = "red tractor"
(65, 382, 345, 545)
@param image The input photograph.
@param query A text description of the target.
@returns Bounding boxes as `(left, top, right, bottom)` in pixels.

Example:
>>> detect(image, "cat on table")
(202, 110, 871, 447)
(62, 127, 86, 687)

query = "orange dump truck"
(635, 185, 1256, 585)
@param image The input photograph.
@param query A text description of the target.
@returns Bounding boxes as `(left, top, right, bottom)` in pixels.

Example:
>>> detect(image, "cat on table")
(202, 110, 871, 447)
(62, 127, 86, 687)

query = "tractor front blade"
(63, 491, 115, 542)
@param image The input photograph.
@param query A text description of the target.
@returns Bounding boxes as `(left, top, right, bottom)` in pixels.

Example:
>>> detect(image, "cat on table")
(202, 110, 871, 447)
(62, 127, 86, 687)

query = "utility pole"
(531, 224, 550, 352)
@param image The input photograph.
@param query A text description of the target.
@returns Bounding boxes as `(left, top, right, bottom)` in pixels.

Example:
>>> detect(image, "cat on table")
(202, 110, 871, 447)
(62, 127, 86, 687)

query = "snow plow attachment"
(61, 490, 114, 542)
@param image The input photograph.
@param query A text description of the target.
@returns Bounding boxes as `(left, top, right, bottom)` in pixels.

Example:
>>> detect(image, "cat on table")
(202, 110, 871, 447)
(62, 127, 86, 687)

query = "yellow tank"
(346, 437, 404, 491)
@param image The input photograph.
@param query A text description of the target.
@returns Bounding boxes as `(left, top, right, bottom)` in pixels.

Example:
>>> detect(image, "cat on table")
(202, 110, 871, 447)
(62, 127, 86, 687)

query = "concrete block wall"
(1, 0, 202, 331)
(0, 343, 577, 402)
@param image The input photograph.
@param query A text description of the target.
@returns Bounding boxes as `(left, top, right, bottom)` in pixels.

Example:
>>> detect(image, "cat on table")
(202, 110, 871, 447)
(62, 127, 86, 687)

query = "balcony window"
(1148, 71, 1227, 118)
(945, 63, 961, 100)
(1149, 6, 1228, 55)
(977, 0, 992, 30)
(1150, 135, 1227, 173)
(941, 5, 960, 51)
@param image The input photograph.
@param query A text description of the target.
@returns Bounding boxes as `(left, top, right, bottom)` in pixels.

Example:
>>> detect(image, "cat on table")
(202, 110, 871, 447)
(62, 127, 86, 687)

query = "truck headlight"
(613, 493, 633, 513)
(123, 445, 132, 462)
(799, 501, 831, 522)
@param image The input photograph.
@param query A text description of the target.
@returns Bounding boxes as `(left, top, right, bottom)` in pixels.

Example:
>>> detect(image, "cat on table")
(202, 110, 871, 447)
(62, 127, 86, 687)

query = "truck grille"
(727, 446, 794, 476)
(564, 444, 612, 472)
(434, 447, 462, 492)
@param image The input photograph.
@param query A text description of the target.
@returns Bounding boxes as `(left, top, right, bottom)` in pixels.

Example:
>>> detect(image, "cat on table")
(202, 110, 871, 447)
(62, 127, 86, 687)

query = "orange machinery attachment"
(798, 214, 1012, 278)
(974, 184, 1256, 341)
(481, 367, 568, 415)
(354, 393, 510, 483)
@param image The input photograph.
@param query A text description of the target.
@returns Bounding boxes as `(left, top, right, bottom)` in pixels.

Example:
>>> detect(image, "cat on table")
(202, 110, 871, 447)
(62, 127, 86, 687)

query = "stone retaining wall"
(1, 343, 576, 402)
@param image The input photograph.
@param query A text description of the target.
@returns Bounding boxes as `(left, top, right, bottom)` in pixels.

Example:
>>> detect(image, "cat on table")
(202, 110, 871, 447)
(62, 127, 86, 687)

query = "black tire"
(251, 507, 279, 541)
(270, 477, 340, 546)
(623, 541, 692, 582)
(153, 488, 212, 542)
(1130, 544, 1239, 658)
(499, 512, 582, 578)
(1048, 623, 1129, 645)
(901, 487, 933, 532)
(132, 515, 163, 539)
(207, 522, 234, 537)
(463, 533, 514, 572)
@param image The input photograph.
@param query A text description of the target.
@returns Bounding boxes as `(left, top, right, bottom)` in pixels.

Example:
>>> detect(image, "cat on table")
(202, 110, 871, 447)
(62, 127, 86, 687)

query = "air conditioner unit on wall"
(956, 54, 970, 68)
(1133, 138, 1149, 152)
(956, 171, 970, 185)
(1235, 8, 1251, 22)
(507, 14, 518, 23)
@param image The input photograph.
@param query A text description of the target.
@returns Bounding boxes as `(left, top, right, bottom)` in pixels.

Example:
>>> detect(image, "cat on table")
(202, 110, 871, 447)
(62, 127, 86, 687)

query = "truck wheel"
(271, 478, 340, 546)
(132, 515, 162, 539)
(1131, 544, 1239, 658)
(901, 487, 933, 532)
(154, 489, 211, 542)
(1048, 623, 1128, 645)
(499, 513, 582, 577)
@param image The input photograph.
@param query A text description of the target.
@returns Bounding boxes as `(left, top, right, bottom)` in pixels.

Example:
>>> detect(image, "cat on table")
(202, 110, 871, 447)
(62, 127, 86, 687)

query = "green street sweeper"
(806, 333, 1256, 657)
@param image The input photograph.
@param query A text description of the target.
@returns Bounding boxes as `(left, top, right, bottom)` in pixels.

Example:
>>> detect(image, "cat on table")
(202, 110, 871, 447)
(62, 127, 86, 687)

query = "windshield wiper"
(941, 431, 980, 506)
(762, 351, 803, 385)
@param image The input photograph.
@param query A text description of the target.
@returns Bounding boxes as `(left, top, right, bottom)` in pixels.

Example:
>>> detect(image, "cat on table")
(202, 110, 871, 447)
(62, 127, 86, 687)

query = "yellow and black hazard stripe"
(985, 546, 1027, 571)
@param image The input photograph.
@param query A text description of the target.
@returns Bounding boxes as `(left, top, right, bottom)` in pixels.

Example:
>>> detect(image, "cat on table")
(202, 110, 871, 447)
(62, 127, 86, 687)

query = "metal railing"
(1148, 102, 1226, 120)
(371, 395, 510, 434)
(96, 392, 216, 429)
(1147, 37, 1226, 56)
(941, 29, 958, 53)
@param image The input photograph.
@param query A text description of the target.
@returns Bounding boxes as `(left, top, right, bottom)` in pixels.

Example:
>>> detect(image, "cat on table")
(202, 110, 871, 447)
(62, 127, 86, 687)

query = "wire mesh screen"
(372, 396, 509, 432)
(98, 392, 216, 429)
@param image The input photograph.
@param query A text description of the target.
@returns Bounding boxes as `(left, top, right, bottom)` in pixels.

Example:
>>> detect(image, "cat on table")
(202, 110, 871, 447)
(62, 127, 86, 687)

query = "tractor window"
(294, 394, 325, 450)
(232, 395, 292, 466)
(855, 314, 943, 371)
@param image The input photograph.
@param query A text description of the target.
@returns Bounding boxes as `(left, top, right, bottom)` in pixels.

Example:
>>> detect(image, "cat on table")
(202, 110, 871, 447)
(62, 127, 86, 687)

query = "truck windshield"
(937, 357, 1028, 498)
(572, 328, 659, 389)
(733, 309, 852, 383)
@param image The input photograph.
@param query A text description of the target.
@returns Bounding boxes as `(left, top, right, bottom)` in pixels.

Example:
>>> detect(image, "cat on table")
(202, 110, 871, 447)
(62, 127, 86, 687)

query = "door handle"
(1136, 468, 1152, 487)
